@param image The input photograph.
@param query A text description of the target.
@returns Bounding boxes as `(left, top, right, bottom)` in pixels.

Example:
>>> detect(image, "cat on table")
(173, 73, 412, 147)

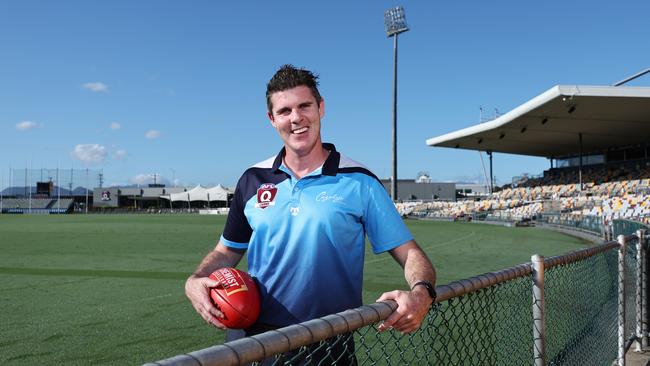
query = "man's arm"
(185, 240, 245, 329)
(376, 240, 436, 334)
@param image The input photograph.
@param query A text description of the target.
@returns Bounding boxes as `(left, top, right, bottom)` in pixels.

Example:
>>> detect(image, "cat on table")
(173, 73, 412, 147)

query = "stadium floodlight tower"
(384, 6, 409, 202)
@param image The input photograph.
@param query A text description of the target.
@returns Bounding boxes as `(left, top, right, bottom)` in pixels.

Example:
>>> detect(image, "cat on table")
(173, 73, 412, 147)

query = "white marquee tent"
(162, 185, 233, 203)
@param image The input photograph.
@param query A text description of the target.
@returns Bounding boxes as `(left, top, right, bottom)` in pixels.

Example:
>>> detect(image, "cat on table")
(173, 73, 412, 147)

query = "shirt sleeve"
(221, 175, 253, 249)
(363, 178, 413, 254)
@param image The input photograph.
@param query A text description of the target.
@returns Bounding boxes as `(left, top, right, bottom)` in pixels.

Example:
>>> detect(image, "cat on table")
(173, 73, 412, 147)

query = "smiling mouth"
(292, 127, 308, 134)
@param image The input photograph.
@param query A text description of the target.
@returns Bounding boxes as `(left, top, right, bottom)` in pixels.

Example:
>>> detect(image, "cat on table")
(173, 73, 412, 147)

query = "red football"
(209, 268, 261, 329)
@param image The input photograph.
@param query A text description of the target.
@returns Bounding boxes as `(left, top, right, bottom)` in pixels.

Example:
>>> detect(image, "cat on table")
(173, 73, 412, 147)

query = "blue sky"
(1, 1, 649, 189)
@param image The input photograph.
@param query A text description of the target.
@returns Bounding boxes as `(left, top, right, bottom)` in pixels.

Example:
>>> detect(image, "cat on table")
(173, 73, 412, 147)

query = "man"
(185, 64, 436, 348)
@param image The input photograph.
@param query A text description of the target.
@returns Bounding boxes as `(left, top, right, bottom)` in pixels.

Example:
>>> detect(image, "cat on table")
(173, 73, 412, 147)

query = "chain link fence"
(148, 235, 647, 366)
(544, 249, 618, 365)
(254, 276, 534, 366)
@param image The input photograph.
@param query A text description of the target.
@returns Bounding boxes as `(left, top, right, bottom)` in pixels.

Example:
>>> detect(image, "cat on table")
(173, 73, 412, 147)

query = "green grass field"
(0, 214, 592, 365)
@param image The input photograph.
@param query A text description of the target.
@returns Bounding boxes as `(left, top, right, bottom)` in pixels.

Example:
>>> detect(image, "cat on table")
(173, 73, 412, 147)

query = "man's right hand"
(185, 274, 227, 329)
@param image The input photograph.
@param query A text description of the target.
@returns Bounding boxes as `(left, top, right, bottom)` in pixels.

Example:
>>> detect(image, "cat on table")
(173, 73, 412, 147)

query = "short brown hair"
(266, 64, 322, 113)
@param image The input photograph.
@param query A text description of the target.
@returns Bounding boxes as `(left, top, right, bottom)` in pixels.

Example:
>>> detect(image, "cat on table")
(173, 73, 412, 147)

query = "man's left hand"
(375, 286, 433, 334)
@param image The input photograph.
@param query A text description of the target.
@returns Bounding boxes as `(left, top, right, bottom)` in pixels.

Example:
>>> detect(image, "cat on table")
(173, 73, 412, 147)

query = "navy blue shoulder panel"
(222, 166, 289, 244)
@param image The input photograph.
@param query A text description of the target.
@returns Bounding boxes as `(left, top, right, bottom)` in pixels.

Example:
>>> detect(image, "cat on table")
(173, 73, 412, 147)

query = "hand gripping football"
(209, 268, 261, 329)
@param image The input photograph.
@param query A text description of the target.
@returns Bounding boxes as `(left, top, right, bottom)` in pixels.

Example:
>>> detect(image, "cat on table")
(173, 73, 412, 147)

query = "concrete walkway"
(627, 349, 650, 366)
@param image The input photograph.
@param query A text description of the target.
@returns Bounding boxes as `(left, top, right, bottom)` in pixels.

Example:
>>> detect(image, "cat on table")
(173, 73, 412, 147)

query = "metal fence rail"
(147, 233, 648, 366)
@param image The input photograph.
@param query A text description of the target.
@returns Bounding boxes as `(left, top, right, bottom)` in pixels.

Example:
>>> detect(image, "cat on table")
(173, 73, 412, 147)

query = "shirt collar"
(272, 143, 340, 177)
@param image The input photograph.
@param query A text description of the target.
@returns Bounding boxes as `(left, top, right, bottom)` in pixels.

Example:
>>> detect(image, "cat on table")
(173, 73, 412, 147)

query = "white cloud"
(110, 122, 121, 130)
(114, 149, 128, 160)
(130, 174, 171, 186)
(130, 174, 151, 185)
(16, 120, 40, 131)
(82, 82, 109, 93)
(71, 144, 107, 164)
(145, 130, 161, 139)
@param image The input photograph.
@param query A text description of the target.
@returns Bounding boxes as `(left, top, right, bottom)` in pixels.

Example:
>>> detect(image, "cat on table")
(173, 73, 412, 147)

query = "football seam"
(213, 289, 253, 323)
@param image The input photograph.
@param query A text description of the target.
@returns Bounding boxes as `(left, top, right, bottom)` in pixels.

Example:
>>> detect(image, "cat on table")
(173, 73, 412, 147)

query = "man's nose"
(289, 109, 302, 122)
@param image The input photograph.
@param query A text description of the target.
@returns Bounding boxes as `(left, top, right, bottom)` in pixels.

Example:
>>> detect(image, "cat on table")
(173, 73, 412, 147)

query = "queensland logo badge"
(255, 183, 278, 209)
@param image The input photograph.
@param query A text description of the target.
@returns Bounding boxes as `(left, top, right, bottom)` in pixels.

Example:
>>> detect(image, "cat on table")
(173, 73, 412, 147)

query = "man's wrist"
(411, 281, 436, 303)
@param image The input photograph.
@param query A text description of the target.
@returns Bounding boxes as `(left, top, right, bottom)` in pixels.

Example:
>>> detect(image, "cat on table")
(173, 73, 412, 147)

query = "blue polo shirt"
(221, 143, 412, 326)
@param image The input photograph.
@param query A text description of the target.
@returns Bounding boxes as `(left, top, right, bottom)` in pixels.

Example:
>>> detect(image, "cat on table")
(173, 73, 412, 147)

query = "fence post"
(532, 254, 546, 366)
(638, 229, 648, 351)
(618, 234, 627, 366)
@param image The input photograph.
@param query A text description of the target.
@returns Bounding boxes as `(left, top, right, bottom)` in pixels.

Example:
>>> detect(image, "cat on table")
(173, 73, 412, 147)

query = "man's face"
(268, 85, 325, 158)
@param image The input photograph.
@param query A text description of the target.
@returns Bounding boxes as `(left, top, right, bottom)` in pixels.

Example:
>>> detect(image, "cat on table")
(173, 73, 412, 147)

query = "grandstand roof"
(426, 85, 650, 159)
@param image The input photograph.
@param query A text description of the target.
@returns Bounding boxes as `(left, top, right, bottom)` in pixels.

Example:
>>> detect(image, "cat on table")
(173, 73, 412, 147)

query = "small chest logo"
(255, 183, 278, 209)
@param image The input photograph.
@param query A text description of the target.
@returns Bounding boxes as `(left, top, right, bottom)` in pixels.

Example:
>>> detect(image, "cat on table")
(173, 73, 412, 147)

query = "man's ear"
(267, 112, 276, 128)
(319, 99, 325, 119)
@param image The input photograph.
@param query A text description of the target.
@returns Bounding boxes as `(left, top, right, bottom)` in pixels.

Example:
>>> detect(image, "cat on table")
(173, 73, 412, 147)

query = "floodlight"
(384, 6, 409, 37)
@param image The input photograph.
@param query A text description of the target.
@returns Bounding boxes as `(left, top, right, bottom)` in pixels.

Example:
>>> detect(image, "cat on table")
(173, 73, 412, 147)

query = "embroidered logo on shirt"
(255, 183, 278, 209)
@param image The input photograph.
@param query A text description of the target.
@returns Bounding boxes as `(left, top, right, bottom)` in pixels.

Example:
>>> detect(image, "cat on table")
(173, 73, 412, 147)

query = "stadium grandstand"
(405, 79, 650, 230)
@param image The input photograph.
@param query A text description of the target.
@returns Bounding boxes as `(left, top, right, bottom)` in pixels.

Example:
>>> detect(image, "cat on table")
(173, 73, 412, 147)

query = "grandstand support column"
(488, 151, 494, 194)
(618, 234, 627, 366)
(531, 254, 546, 366)
(638, 230, 649, 351)
(579, 133, 583, 192)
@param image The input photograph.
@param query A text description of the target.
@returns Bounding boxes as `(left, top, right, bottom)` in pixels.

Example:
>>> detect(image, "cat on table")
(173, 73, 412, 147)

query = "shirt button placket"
(290, 181, 301, 216)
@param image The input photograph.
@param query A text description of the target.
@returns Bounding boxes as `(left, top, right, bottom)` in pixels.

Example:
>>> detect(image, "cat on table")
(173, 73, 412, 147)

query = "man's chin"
(286, 141, 319, 156)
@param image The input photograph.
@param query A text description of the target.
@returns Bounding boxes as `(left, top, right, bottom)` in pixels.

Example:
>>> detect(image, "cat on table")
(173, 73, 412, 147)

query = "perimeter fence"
(147, 230, 649, 366)
(537, 213, 604, 237)
(614, 219, 650, 238)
